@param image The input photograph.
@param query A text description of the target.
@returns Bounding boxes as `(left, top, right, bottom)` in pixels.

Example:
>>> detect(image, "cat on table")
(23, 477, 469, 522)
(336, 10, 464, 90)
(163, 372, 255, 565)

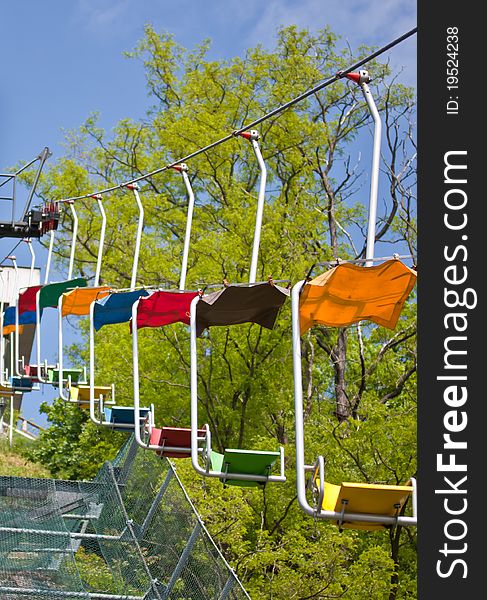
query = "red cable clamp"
(170, 163, 188, 172)
(125, 183, 139, 191)
(345, 70, 371, 85)
(235, 130, 260, 141)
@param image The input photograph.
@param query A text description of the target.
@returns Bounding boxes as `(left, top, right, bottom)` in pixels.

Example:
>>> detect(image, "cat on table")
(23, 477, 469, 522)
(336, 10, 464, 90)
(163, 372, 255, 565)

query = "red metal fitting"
(170, 163, 188, 173)
(346, 72, 361, 84)
(345, 70, 370, 85)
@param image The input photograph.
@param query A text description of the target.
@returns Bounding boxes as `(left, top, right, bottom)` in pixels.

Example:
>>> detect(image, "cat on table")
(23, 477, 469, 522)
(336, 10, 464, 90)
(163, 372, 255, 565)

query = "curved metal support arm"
(361, 80, 381, 267)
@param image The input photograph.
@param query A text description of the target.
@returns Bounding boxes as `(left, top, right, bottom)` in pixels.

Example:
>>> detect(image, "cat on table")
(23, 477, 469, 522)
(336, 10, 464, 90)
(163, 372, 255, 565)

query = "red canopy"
(131, 290, 198, 331)
(18, 285, 43, 314)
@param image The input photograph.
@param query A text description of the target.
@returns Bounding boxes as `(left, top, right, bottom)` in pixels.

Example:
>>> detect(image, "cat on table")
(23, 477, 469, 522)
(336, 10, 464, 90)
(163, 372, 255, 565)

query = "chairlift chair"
(189, 286, 289, 486)
(67, 380, 115, 410)
(291, 277, 417, 528)
(130, 289, 200, 455)
(88, 290, 154, 432)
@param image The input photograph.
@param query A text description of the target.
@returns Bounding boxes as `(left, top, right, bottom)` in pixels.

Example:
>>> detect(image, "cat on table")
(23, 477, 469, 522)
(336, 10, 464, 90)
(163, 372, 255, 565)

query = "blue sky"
(1, 0, 416, 426)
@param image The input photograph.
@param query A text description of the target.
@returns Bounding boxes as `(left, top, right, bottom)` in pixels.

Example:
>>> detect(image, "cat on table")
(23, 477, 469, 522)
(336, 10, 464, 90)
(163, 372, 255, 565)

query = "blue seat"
(103, 405, 150, 431)
(10, 377, 34, 390)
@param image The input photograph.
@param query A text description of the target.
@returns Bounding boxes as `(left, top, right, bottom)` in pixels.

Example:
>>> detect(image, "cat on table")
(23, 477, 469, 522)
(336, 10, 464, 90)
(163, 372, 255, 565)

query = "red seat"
(150, 426, 205, 458)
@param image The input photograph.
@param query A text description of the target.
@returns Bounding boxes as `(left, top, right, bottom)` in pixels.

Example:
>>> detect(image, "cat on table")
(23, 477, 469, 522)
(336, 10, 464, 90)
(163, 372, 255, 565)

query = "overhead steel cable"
(0, 27, 416, 266)
(56, 27, 416, 204)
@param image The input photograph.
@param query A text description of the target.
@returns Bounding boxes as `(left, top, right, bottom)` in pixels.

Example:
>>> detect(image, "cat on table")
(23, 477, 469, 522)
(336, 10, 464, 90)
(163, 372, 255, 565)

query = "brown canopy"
(196, 282, 290, 337)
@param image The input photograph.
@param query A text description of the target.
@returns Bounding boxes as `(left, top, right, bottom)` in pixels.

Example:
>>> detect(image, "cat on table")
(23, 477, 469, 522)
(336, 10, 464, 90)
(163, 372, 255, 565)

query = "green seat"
(210, 448, 280, 487)
(48, 367, 85, 385)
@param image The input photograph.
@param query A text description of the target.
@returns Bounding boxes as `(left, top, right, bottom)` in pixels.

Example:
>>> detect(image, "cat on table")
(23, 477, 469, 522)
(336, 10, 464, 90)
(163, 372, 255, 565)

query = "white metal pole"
(131, 299, 146, 447)
(178, 165, 194, 291)
(348, 70, 382, 267)
(94, 196, 106, 287)
(57, 295, 70, 400)
(89, 299, 102, 426)
(249, 135, 267, 283)
(238, 131, 267, 284)
(67, 201, 78, 280)
(9, 395, 13, 447)
(291, 280, 316, 516)
(8, 257, 20, 380)
(14, 297, 22, 377)
(35, 290, 48, 383)
(44, 230, 55, 284)
(128, 184, 144, 291)
(25, 238, 35, 286)
(0, 270, 5, 385)
(190, 295, 207, 477)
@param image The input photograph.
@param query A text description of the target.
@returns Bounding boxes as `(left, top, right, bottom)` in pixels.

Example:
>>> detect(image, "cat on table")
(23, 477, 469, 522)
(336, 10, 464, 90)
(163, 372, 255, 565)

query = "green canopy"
(38, 278, 87, 310)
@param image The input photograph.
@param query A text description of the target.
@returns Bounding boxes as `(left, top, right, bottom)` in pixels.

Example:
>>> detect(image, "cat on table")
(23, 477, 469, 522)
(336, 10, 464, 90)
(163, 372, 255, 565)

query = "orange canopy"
(61, 286, 112, 317)
(299, 259, 416, 334)
(2, 324, 24, 336)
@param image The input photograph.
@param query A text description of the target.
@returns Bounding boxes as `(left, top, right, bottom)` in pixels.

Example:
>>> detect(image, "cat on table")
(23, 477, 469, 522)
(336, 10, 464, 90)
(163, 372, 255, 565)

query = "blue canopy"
(3, 306, 39, 327)
(93, 289, 150, 331)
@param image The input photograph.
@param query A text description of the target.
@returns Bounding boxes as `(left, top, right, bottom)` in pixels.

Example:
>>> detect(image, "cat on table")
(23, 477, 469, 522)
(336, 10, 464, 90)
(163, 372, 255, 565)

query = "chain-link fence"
(0, 435, 250, 599)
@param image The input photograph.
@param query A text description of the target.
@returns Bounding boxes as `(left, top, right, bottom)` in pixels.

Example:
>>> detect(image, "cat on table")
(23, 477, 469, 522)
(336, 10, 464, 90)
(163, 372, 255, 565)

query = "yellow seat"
(316, 477, 413, 530)
(68, 384, 113, 407)
(0, 385, 21, 397)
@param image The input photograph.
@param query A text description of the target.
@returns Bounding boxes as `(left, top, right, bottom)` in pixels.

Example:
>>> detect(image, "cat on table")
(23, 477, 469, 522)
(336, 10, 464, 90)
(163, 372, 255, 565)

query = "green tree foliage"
(27, 398, 124, 479)
(29, 24, 417, 599)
